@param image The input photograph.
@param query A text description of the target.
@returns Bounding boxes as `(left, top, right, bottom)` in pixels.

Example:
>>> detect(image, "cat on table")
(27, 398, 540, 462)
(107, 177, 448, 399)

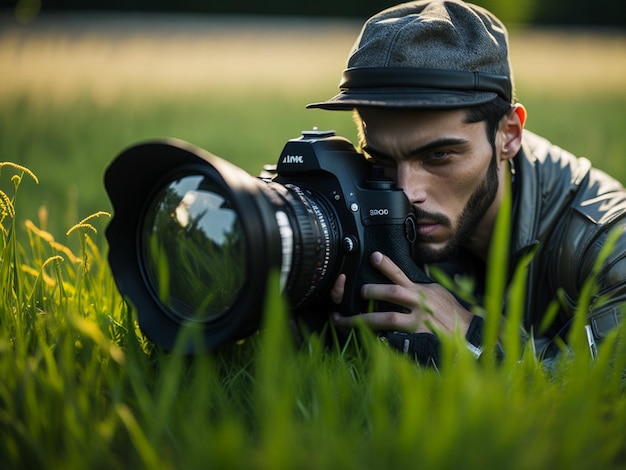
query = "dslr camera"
(105, 129, 429, 352)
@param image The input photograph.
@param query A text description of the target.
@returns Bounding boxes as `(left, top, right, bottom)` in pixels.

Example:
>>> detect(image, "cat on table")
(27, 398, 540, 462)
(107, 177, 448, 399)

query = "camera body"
(267, 129, 430, 315)
(104, 129, 430, 352)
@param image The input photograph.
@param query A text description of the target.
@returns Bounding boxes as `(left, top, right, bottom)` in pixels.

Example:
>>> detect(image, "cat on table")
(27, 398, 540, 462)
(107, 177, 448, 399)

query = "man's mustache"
(413, 205, 451, 228)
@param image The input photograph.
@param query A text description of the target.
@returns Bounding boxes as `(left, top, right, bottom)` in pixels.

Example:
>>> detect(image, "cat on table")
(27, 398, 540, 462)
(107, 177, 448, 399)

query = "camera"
(104, 129, 430, 352)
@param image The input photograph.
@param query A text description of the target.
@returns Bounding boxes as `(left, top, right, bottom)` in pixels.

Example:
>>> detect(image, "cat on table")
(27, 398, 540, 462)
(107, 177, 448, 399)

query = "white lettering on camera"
(369, 208, 389, 216)
(282, 155, 304, 164)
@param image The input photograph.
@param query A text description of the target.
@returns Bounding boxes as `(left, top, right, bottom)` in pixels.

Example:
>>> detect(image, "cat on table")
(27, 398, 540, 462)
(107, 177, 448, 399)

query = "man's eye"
(424, 151, 451, 163)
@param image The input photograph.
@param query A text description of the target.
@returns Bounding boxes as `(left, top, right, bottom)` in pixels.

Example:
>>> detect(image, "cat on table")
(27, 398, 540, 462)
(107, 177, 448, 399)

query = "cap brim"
(306, 88, 498, 110)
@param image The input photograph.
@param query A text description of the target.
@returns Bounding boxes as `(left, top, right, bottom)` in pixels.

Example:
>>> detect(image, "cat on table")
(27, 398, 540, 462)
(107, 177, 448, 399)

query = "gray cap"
(307, 0, 513, 110)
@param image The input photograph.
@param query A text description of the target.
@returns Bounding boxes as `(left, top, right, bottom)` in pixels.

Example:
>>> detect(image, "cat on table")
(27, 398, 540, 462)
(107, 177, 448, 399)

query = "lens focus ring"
(281, 184, 338, 308)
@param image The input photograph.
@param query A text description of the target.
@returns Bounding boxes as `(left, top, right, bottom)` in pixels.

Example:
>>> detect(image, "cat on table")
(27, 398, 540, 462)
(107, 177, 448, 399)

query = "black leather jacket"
(471, 130, 626, 358)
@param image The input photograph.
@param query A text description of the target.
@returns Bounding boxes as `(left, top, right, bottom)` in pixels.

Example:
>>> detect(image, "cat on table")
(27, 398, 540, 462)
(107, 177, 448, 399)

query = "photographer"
(308, 0, 626, 364)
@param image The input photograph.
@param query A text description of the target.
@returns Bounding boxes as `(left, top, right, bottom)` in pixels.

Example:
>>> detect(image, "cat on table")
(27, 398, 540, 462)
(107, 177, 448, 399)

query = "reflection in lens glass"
(142, 175, 247, 322)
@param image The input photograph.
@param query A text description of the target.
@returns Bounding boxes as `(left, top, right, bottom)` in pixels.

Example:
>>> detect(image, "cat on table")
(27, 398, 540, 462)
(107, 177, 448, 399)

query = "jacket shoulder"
(516, 131, 626, 333)
(519, 130, 626, 228)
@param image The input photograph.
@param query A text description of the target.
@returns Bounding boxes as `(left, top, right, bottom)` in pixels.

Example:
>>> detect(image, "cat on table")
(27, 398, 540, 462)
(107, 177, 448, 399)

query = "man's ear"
(499, 103, 526, 160)
(514, 104, 527, 127)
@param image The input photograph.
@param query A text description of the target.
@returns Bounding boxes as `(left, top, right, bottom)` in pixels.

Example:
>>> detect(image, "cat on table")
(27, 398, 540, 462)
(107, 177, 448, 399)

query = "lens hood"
(105, 139, 282, 352)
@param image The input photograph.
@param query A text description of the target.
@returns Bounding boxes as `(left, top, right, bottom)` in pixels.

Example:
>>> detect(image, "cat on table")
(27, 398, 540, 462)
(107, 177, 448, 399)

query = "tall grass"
(1, 114, 626, 469)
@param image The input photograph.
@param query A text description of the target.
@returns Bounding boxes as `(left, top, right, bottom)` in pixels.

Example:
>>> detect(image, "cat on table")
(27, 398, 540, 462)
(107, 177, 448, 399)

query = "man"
(306, 0, 626, 364)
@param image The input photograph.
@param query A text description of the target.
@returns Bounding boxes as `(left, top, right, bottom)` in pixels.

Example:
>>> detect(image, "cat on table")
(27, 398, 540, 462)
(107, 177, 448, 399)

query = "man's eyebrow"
(411, 137, 470, 156)
(364, 137, 470, 161)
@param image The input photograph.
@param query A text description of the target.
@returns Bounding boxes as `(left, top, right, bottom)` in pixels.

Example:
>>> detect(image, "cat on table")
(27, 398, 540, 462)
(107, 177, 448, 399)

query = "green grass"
(2, 39, 626, 467)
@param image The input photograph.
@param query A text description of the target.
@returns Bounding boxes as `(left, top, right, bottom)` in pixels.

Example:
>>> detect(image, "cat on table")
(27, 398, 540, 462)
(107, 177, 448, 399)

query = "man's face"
(357, 107, 502, 263)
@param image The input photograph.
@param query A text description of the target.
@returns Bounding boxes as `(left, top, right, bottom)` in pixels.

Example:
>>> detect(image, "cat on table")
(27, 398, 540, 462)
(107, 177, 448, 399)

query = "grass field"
(1, 13, 626, 469)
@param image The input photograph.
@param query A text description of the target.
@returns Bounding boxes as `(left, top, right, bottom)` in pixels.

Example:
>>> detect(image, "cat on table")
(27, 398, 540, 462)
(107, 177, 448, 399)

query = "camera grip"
(339, 222, 433, 315)
(340, 223, 434, 315)
(360, 223, 432, 286)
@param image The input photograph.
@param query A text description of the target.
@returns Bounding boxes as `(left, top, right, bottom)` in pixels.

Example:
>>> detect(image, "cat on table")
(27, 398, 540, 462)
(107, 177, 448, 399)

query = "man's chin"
(414, 240, 459, 264)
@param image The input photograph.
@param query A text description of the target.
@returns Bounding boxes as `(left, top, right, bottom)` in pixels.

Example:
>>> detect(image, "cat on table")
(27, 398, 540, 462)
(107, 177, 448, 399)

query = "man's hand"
(331, 251, 473, 336)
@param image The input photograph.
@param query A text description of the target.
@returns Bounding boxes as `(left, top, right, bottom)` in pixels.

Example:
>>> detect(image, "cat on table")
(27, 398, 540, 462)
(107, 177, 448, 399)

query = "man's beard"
(413, 152, 499, 264)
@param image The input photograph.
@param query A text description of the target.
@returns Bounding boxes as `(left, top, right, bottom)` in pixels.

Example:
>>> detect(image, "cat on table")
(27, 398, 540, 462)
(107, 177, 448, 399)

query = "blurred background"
(1, 0, 625, 240)
(4, 0, 626, 25)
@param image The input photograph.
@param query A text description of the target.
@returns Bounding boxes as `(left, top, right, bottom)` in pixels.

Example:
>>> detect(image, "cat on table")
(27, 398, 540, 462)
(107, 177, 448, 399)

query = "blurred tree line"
(2, 0, 626, 26)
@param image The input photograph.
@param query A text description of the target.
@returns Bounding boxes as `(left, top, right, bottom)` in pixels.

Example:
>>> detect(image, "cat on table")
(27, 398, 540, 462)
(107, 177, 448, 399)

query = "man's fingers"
(370, 251, 413, 287)
(332, 311, 419, 332)
(330, 273, 346, 304)
(360, 282, 422, 307)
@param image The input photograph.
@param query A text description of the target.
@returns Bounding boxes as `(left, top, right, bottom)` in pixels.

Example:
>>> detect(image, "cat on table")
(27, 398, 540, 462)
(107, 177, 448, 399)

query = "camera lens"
(142, 174, 247, 323)
(104, 136, 359, 352)
(105, 140, 289, 351)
